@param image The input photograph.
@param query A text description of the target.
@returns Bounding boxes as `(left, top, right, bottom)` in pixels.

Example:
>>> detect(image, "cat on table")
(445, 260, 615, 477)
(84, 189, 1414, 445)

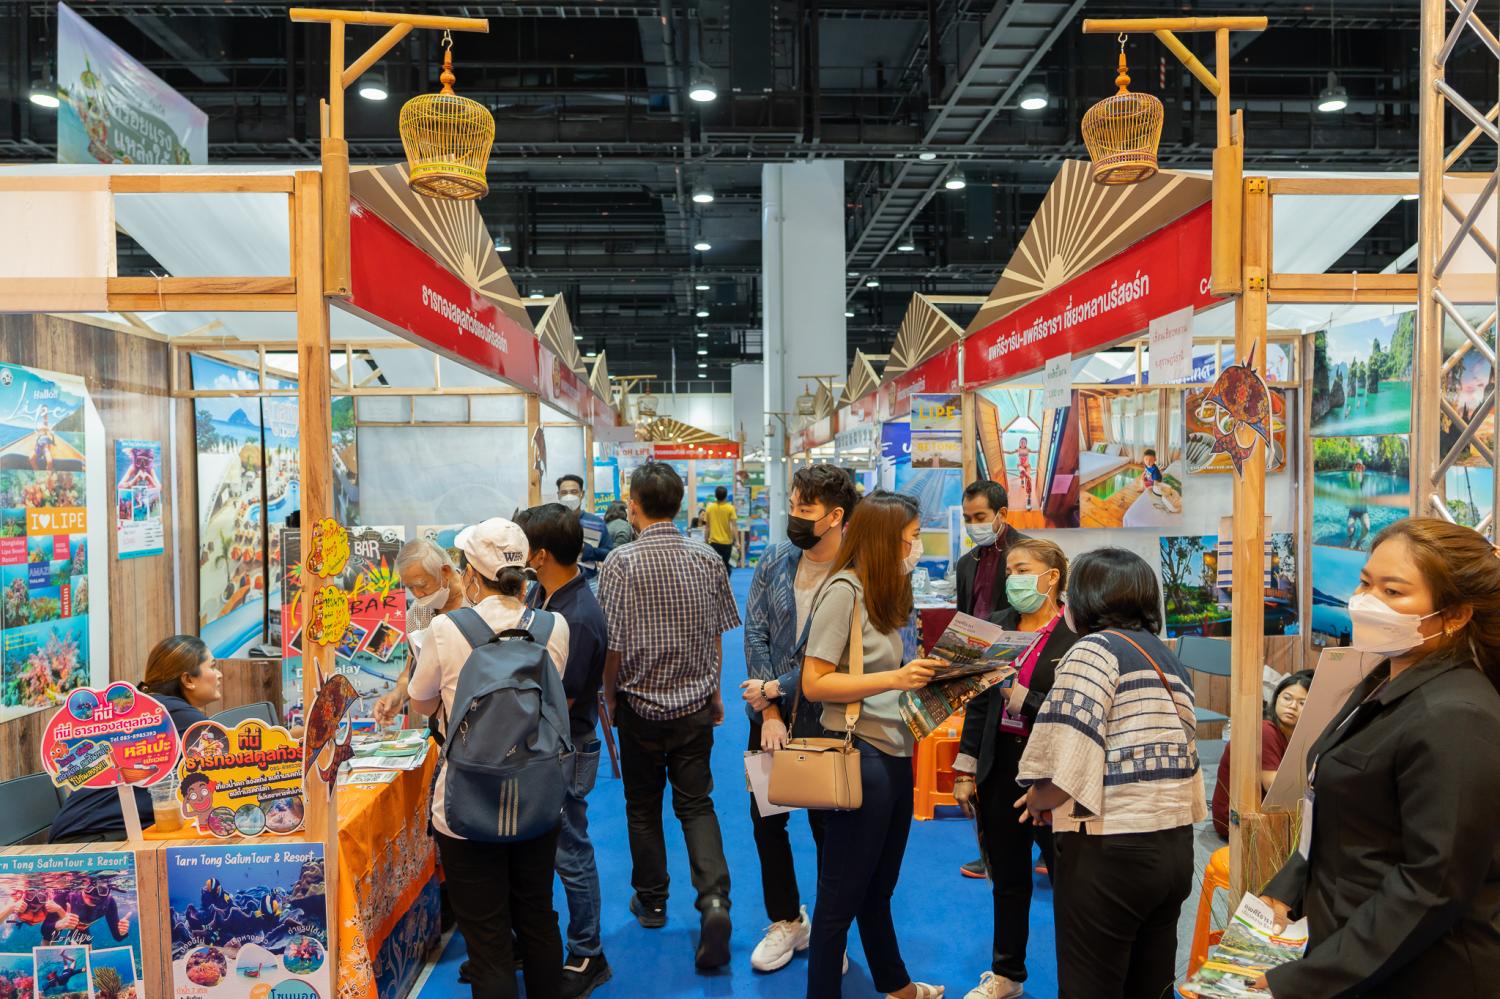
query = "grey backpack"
(441, 607, 572, 842)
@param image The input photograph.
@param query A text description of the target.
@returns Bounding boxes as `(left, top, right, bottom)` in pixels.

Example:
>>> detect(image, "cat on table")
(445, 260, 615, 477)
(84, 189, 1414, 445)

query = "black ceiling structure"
(3, 1, 1489, 392)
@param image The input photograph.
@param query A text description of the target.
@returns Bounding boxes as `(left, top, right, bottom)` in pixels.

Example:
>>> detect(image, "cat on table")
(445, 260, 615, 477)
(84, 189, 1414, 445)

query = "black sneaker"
(629, 893, 666, 929)
(961, 856, 988, 879)
(695, 898, 731, 970)
(457, 959, 471, 984)
(561, 953, 612, 999)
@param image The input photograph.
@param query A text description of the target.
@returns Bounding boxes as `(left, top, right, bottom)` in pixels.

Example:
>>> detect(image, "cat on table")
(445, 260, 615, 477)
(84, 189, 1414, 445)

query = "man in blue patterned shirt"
(599, 461, 741, 970)
(738, 463, 858, 973)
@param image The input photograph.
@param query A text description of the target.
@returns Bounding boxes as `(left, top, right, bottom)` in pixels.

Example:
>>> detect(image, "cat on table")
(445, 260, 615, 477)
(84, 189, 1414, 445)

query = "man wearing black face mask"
(738, 463, 858, 973)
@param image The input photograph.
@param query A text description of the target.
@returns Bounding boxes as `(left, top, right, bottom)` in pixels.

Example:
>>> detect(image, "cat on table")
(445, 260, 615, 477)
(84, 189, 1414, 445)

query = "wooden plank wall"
(0, 315, 176, 780)
(1189, 635, 1304, 740)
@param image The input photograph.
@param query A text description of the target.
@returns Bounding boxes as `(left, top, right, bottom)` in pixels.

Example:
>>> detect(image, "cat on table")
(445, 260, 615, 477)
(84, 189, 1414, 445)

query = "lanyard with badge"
(1299, 677, 1390, 858)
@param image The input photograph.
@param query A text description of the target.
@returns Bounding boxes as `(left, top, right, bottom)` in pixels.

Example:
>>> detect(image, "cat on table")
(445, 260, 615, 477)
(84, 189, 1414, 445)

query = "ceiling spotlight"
(585, 352, 598, 359)
(697, 349, 708, 356)
(573, 334, 583, 340)
(1018, 82, 1048, 111)
(1317, 70, 1348, 113)
(357, 70, 388, 102)
(844, 310, 855, 318)
(698, 372, 708, 378)
(944, 170, 968, 191)
(917, 151, 937, 161)
(29, 80, 59, 110)
(697, 362, 708, 368)
(694, 240, 712, 252)
(896, 240, 916, 252)
(696, 308, 710, 317)
(866, 278, 881, 288)
(691, 183, 715, 204)
(1402, 192, 1419, 201)
(694, 281, 711, 291)
(688, 70, 718, 103)
(494, 235, 512, 252)
(696, 331, 708, 338)
(528, 292, 545, 300)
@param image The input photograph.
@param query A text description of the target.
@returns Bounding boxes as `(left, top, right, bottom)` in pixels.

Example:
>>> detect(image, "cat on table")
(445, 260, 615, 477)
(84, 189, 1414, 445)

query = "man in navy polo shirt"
(520, 503, 612, 999)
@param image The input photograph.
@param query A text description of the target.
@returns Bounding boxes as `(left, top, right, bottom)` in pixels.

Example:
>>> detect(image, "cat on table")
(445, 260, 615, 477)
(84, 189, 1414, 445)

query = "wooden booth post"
(527, 392, 544, 505)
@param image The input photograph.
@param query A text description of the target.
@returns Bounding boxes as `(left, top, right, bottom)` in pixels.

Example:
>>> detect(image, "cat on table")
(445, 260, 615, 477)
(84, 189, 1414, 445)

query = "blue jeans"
(806, 740, 914, 998)
(556, 739, 603, 956)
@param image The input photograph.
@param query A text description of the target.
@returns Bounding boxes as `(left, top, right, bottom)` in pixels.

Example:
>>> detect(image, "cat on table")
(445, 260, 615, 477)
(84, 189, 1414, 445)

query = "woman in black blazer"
(953, 538, 1079, 999)
(1257, 518, 1500, 998)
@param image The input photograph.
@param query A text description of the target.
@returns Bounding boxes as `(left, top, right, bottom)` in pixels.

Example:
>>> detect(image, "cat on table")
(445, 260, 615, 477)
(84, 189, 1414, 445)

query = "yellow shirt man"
(704, 500, 738, 547)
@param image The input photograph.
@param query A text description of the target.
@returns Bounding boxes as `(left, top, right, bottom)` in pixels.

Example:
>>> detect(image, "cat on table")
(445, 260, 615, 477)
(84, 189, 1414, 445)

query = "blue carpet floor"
(415, 568, 1059, 998)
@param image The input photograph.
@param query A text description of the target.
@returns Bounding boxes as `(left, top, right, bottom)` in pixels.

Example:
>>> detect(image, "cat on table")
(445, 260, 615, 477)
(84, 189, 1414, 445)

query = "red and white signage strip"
(347, 199, 541, 392)
(654, 442, 741, 461)
(963, 204, 1218, 389)
(539, 345, 594, 424)
(881, 342, 962, 422)
(791, 414, 836, 455)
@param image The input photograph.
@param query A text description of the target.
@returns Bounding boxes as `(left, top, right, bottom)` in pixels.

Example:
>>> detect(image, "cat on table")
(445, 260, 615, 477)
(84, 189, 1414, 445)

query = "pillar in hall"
(761, 160, 847, 542)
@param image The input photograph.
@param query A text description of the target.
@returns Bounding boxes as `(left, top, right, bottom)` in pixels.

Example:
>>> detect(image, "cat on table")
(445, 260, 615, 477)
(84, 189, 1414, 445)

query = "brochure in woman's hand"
(898, 615, 1032, 739)
(1183, 895, 1309, 997)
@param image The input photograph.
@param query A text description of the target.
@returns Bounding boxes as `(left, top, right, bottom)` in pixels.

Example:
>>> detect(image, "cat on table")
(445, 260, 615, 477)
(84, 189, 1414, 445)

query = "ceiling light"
(528, 292, 545, 299)
(494, 235, 512, 252)
(694, 281, 711, 291)
(29, 80, 59, 110)
(1402, 192, 1419, 201)
(1317, 71, 1348, 113)
(866, 278, 881, 288)
(697, 349, 708, 356)
(944, 170, 968, 191)
(897, 240, 916, 252)
(697, 362, 708, 368)
(917, 151, 937, 161)
(696, 331, 708, 338)
(694, 240, 712, 252)
(573, 334, 582, 340)
(698, 372, 707, 378)
(688, 70, 718, 103)
(1018, 82, 1048, 111)
(585, 352, 598, 359)
(696, 308, 710, 317)
(844, 310, 855, 318)
(847, 271, 859, 278)
(357, 70, 388, 102)
(691, 183, 714, 204)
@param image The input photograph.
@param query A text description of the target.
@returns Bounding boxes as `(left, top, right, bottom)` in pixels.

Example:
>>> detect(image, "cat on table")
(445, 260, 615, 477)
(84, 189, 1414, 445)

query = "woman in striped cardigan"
(1015, 547, 1206, 999)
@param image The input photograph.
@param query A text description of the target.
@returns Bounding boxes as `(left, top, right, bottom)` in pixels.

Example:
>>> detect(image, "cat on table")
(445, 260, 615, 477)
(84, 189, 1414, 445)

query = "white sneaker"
(750, 906, 811, 972)
(964, 971, 1022, 999)
(843, 951, 850, 974)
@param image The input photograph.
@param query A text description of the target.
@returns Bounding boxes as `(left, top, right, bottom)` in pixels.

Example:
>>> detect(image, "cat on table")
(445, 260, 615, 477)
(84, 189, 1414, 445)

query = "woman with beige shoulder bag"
(799, 491, 947, 999)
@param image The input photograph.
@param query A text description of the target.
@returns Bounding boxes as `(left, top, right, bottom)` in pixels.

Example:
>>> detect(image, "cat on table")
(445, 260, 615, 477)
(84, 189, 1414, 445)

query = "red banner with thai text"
(881, 342, 962, 421)
(963, 204, 1218, 388)
(654, 442, 741, 461)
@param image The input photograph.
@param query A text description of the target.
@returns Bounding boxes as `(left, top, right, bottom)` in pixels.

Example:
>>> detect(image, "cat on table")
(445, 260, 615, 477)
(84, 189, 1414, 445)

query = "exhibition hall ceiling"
(3, 0, 1481, 391)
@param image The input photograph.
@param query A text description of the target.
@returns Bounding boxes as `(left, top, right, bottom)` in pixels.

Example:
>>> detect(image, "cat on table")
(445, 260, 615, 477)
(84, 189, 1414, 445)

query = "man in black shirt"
(521, 504, 612, 999)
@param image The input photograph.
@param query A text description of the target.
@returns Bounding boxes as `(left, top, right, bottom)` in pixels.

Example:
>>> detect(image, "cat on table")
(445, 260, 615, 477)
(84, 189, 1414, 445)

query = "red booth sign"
(654, 442, 740, 461)
(882, 343, 961, 421)
(963, 204, 1218, 388)
(539, 346, 593, 424)
(347, 200, 541, 392)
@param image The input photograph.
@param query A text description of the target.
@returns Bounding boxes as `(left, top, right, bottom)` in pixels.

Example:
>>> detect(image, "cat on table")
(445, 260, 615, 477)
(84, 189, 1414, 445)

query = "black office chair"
(1176, 635, 1232, 727)
(0, 772, 66, 845)
(212, 700, 278, 727)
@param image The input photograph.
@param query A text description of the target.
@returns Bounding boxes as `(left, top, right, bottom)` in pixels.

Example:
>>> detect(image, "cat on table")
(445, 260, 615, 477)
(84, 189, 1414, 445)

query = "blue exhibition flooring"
(414, 568, 1059, 998)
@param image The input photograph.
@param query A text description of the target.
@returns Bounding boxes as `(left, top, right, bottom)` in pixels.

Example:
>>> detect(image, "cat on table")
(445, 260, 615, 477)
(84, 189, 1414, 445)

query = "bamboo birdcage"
(399, 39, 495, 200)
(1081, 42, 1164, 186)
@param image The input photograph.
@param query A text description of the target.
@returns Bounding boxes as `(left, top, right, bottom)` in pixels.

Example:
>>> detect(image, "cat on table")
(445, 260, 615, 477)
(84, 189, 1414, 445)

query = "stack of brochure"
(346, 728, 432, 772)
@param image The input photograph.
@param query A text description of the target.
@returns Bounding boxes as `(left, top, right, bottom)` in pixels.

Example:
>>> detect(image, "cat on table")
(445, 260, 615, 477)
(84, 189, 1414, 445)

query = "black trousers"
(747, 720, 828, 923)
(616, 697, 731, 911)
(1052, 825, 1194, 999)
(806, 741, 913, 998)
(710, 541, 734, 572)
(976, 734, 1054, 983)
(436, 828, 562, 999)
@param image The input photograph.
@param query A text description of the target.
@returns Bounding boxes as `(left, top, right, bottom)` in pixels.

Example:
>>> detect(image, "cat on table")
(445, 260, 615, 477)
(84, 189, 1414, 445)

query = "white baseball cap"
(454, 518, 529, 580)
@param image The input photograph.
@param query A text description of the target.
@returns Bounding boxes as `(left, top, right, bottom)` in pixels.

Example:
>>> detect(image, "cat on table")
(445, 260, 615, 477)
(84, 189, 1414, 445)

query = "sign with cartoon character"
(40, 681, 179, 791)
(175, 719, 305, 837)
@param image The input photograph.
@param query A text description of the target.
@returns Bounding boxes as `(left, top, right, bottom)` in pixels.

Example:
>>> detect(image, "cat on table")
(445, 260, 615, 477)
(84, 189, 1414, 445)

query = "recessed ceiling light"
(917, 151, 936, 161)
(897, 240, 916, 252)
(694, 240, 712, 252)
(692, 183, 714, 204)
(944, 170, 967, 191)
(696, 308, 710, 318)
(866, 278, 881, 288)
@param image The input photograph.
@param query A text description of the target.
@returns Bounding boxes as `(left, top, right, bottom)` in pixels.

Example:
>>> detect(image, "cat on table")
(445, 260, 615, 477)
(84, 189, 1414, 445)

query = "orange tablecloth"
(143, 750, 438, 999)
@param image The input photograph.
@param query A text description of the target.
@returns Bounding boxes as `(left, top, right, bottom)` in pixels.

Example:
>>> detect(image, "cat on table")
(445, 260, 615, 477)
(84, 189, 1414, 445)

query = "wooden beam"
(106, 293, 297, 312)
(289, 8, 489, 32)
(1268, 177, 1418, 196)
(526, 393, 544, 505)
(109, 175, 294, 193)
(341, 23, 413, 90)
(108, 276, 295, 295)
(1153, 29, 1220, 96)
(1267, 272, 1419, 304)
(1083, 16, 1267, 33)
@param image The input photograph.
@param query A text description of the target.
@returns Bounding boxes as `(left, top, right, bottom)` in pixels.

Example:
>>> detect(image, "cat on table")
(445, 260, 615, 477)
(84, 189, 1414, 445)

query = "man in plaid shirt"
(599, 461, 741, 970)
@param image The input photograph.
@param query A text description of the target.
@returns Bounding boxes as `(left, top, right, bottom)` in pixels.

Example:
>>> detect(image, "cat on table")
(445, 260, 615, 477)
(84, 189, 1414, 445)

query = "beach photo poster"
(165, 842, 330, 999)
(0, 850, 143, 999)
(1076, 388, 1184, 530)
(0, 362, 96, 721)
(1310, 544, 1362, 646)
(113, 439, 163, 559)
(973, 386, 1080, 530)
(1309, 312, 1414, 437)
(1311, 436, 1411, 552)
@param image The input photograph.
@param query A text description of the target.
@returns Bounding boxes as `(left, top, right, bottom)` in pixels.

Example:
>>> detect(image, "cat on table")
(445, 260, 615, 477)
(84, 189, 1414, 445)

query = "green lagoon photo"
(1310, 312, 1414, 437)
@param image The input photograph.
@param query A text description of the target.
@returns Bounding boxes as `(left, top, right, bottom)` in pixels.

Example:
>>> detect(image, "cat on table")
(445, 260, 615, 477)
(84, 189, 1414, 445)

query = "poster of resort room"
(973, 386, 1080, 530)
(1076, 388, 1184, 529)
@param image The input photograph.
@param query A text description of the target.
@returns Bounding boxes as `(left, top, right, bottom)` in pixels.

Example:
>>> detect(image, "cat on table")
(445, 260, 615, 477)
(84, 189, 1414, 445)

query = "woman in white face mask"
(1253, 518, 1500, 999)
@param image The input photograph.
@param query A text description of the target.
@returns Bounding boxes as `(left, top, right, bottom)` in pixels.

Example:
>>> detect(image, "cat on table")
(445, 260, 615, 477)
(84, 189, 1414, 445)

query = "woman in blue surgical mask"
(953, 538, 1078, 999)
(1253, 518, 1500, 998)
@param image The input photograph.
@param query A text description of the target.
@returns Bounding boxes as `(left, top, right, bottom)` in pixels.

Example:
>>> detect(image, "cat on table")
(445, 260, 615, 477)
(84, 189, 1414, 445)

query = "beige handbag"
(767, 606, 864, 810)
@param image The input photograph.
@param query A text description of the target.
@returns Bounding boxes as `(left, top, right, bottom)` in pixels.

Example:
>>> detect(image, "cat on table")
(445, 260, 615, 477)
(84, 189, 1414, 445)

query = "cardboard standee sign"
(176, 719, 306, 837)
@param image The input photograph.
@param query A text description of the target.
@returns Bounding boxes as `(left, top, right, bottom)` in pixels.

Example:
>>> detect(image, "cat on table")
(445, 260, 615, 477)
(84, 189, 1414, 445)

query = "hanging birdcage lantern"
(635, 385, 660, 424)
(1080, 36, 1164, 186)
(399, 32, 495, 200)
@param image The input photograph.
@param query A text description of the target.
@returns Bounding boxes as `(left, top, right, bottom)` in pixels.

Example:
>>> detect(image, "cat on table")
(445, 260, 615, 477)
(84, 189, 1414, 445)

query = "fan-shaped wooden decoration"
(812, 381, 838, 420)
(533, 297, 587, 376)
(882, 294, 965, 382)
(840, 350, 882, 405)
(351, 164, 532, 332)
(589, 352, 613, 405)
(966, 161, 1210, 334)
(639, 417, 733, 445)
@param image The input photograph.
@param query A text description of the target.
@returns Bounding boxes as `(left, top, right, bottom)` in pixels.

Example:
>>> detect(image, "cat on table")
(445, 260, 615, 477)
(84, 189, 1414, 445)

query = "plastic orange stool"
(912, 710, 964, 820)
(1179, 846, 1232, 997)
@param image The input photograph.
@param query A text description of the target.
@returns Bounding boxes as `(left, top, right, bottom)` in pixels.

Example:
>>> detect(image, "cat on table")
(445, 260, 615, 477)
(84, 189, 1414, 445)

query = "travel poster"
(165, 842, 330, 999)
(280, 526, 407, 726)
(176, 719, 305, 837)
(910, 393, 963, 469)
(1445, 463, 1494, 529)
(0, 850, 143, 999)
(974, 386, 1080, 529)
(1309, 544, 1361, 646)
(1184, 386, 1289, 474)
(41, 682, 180, 791)
(1077, 387, 1184, 529)
(1160, 533, 1298, 638)
(113, 439, 163, 559)
(0, 362, 96, 720)
(1311, 435, 1410, 551)
(1440, 345, 1494, 464)
(1309, 312, 1414, 437)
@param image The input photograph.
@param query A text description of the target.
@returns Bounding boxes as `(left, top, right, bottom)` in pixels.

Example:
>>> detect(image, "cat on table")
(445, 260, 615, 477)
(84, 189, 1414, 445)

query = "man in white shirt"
(408, 518, 570, 999)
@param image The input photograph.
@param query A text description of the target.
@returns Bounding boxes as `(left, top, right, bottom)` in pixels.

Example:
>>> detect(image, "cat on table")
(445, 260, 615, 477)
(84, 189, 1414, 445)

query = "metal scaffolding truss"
(1414, 0, 1500, 535)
